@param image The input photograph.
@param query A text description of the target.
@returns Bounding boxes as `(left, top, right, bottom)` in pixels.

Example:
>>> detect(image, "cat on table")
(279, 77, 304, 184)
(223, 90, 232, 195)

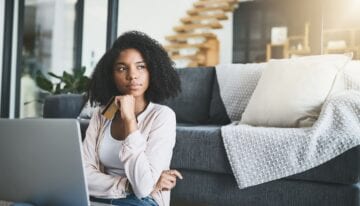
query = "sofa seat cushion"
(172, 170, 360, 206)
(287, 145, 360, 185)
(171, 124, 232, 174)
(78, 120, 360, 185)
(172, 124, 360, 185)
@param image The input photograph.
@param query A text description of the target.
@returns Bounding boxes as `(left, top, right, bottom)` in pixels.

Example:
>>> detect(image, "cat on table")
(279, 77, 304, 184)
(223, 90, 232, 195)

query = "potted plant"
(23, 67, 91, 117)
(35, 67, 90, 95)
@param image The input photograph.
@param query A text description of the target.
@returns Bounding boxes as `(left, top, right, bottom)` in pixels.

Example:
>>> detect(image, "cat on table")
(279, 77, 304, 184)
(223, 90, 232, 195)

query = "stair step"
(187, 5, 232, 15)
(199, 0, 240, 1)
(164, 43, 210, 51)
(188, 61, 200, 67)
(172, 54, 206, 65)
(181, 13, 228, 24)
(166, 32, 216, 41)
(171, 53, 204, 60)
(193, 0, 237, 7)
(174, 22, 222, 32)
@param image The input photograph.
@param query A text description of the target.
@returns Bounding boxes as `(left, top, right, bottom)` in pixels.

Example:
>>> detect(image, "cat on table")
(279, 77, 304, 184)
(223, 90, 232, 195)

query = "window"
(0, 0, 5, 107)
(82, 0, 107, 77)
(20, 0, 77, 118)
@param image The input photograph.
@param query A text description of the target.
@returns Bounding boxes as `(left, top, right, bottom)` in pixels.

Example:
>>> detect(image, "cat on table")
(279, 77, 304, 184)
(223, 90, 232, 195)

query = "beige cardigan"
(82, 102, 176, 206)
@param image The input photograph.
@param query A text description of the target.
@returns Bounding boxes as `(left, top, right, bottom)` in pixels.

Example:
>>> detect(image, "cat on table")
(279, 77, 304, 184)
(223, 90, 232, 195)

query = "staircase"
(164, 0, 240, 67)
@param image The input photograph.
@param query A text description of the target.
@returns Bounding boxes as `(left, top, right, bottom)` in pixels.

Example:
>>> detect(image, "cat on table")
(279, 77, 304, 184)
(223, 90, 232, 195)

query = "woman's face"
(113, 48, 150, 99)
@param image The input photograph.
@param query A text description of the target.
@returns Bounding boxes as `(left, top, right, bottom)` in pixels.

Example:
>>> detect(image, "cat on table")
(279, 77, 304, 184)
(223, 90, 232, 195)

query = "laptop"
(0, 118, 95, 206)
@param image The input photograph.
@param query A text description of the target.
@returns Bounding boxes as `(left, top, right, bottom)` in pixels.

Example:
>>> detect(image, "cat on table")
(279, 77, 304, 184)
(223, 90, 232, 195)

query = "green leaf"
(63, 83, 74, 93)
(78, 76, 90, 92)
(62, 71, 74, 85)
(54, 83, 62, 94)
(35, 73, 53, 93)
(34, 67, 89, 95)
(24, 99, 43, 105)
(48, 72, 63, 80)
(73, 67, 86, 79)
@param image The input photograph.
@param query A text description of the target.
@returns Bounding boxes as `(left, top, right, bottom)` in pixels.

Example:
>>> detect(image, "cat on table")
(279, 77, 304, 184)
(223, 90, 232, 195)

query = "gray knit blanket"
(216, 65, 360, 189)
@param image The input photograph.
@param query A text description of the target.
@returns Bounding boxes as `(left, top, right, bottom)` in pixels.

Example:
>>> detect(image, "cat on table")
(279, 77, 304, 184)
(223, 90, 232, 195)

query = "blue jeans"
(90, 194, 158, 206)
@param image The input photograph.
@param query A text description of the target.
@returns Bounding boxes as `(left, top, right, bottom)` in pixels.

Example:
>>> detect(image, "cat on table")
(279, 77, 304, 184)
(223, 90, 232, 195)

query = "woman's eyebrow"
(114, 61, 145, 65)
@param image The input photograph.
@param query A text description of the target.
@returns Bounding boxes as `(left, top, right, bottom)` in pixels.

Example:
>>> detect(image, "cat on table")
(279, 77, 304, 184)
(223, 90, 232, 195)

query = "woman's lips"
(127, 84, 141, 90)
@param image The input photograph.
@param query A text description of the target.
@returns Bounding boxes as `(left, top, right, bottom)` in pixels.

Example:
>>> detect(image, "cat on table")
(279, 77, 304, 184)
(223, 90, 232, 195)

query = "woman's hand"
(114, 95, 137, 137)
(155, 170, 183, 192)
(114, 95, 136, 122)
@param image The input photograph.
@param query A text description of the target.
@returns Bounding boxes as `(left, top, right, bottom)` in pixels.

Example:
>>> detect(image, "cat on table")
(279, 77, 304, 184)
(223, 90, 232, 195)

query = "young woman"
(82, 31, 182, 206)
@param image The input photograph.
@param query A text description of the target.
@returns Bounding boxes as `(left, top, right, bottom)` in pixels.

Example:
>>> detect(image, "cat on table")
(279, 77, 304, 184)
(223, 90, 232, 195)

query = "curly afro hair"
(87, 31, 181, 106)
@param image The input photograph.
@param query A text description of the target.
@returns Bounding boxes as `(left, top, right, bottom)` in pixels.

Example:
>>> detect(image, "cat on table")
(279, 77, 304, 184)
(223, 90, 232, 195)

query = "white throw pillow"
(343, 61, 360, 91)
(240, 54, 351, 128)
(331, 60, 360, 93)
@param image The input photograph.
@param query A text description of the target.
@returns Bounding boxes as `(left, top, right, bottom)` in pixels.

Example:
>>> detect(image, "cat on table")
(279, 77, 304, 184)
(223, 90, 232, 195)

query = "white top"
(98, 125, 125, 177)
(82, 102, 176, 206)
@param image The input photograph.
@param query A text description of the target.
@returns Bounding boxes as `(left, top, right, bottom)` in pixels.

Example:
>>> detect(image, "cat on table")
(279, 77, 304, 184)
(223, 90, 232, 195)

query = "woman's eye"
(138, 65, 146, 70)
(116, 67, 126, 71)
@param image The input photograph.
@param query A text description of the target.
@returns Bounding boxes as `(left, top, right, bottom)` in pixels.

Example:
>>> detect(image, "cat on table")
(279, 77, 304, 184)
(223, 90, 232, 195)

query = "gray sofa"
(43, 67, 360, 206)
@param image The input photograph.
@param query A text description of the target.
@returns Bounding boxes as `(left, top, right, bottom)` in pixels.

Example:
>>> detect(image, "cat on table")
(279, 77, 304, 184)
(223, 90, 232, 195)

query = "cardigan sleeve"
(82, 108, 128, 198)
(120, 106, 176, 198)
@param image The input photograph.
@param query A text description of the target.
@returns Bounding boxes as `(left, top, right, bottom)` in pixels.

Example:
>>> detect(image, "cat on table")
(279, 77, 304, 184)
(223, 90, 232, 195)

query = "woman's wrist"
(124, 118, 138, 137)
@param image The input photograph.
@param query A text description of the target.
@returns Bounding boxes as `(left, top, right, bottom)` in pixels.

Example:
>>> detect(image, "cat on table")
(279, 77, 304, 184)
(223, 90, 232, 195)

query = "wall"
(233, 0, 322, 63)
(117, 0, 234, 66)
(324, 0, 360, 29)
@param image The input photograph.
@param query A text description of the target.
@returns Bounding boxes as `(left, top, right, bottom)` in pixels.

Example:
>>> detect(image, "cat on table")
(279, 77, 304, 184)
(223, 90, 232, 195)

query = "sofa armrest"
(43, 94, 85, 118)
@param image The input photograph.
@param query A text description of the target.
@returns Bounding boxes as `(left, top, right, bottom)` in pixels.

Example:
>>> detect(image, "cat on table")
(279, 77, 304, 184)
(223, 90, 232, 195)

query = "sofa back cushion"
(208, 74, 231, 124)
(161, 67, 215, 124)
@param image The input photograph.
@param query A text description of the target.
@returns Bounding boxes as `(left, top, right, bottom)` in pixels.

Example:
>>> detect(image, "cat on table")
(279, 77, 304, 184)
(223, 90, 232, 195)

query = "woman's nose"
(127, 67, 138, 79)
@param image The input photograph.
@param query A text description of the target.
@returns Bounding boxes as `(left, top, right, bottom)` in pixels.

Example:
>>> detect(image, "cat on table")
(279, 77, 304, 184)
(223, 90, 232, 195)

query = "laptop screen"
(0, 119, 89, 206)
